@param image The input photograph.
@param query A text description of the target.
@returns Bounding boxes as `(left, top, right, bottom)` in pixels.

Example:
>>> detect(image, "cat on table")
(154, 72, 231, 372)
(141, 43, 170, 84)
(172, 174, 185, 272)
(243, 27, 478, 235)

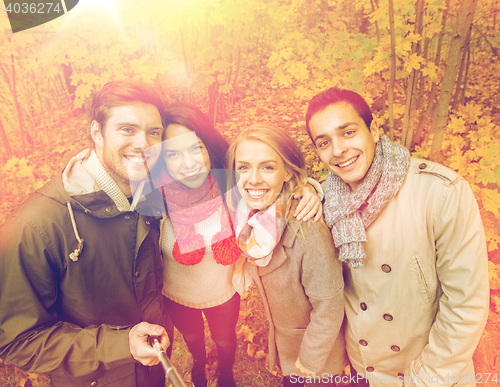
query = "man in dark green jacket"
(0, 80, 172, 387)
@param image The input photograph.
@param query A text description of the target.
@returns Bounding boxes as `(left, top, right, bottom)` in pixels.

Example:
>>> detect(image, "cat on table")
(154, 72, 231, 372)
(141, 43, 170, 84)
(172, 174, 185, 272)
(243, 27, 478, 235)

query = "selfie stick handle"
(148, 336, 187, 387)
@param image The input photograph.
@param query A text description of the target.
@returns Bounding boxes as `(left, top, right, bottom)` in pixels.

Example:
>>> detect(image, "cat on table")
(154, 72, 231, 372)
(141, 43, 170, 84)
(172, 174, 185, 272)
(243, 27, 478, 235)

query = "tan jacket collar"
(257, 220, 299, 276)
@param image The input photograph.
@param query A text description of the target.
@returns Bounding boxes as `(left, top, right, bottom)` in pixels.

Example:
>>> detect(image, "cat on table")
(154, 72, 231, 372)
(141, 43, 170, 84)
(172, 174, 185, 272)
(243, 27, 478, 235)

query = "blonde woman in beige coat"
(227, 124, 347, 387)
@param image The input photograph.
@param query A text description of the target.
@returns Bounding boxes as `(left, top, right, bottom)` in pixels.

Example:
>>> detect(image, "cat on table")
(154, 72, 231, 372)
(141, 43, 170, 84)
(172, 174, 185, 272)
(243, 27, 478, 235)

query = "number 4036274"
(447, 373, 499, 384)
(6, 3, 62, 14)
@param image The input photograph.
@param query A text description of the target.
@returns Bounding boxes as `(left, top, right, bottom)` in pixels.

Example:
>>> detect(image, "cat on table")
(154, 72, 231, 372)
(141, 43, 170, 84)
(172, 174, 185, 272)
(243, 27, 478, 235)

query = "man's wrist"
(307, 178, 324, 201)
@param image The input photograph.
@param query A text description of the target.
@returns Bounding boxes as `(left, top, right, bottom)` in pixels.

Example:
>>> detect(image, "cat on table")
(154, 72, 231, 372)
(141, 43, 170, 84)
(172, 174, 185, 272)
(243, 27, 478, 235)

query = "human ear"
(90, 120, 104, 148)
(370, 120, 380, 143)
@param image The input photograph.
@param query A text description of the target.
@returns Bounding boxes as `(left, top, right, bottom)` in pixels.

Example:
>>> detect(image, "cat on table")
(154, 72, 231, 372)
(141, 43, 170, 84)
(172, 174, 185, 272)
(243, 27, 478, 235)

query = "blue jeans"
(163, 293, 240, 376)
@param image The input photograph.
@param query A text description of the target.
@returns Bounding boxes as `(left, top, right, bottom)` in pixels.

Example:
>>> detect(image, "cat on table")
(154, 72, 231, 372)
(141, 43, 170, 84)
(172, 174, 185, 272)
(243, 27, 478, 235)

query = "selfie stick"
(148, 336, 188, 387)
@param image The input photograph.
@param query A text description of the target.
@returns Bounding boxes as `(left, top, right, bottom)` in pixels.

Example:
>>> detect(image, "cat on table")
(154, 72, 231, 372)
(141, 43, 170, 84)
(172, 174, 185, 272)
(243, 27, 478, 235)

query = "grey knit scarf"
(323, 135, 410, 268)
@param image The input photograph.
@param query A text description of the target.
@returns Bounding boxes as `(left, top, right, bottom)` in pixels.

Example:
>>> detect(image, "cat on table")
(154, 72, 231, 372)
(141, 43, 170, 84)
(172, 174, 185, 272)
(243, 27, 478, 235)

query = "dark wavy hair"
(163, 103, 229, 170)
(159, 103, 229, 192)
(305, 87, 373, 139)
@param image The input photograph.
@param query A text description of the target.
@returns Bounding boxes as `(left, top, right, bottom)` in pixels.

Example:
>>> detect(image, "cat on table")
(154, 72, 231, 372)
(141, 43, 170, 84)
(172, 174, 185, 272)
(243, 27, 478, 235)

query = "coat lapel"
(258, 222, 298, 276)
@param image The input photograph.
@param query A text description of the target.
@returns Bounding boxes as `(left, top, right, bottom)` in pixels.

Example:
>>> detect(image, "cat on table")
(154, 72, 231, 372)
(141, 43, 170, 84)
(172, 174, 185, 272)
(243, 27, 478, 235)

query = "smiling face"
(163, 124, 211, 189)
(309, 102, 380, 191)
(235, 139, 292, 210)
(91, 102, 164, 197)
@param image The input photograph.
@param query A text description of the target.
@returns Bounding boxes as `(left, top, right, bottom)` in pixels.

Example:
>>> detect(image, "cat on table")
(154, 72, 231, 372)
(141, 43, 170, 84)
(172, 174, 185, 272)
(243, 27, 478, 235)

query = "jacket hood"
(36, 150, 165, 218)
(36, 151, 117, 216)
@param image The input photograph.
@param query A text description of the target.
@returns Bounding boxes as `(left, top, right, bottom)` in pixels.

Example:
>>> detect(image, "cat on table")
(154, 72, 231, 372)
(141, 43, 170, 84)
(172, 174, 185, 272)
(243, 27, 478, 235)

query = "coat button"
(366, 367, 374, 372)
(360, 302, 367, 311)
(135, 271, 140, 277)
(145, 221, 150, 225)
(418, 163, 427, 170)
(124, 215, 130, 220)
(90, 382, 98, 387)
(105, 207, 111, 213)
(381, 264, 391, 273)
(359, 339, 368, 346)
(383, 314, 393, 321)
(391, 345, 401, 352)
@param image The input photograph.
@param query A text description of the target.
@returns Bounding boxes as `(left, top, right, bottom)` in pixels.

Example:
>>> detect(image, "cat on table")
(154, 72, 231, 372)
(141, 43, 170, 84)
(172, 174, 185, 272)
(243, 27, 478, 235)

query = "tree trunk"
(49, 78, 63, 109)
(61, 63, 76, 103)
(401, 0, 424, 149)
(417, 38, 429, 111)
(0, 56, 27, 157)
(412, 38, 429, 147)
(370, 0, 380, 42)
(401, 68, 416, 147)
(472, 26, 500, 60)
(0, 115, 12, 158)
(431, 0, 477, 151)
(414, 0, 450, 146)
(57, 73, 72, 108)
(387, 0, 397, 141)
(494, 0, 497, 31)
(32, 71, 48, 142)
(11, 55, 27, 158)
(229, 48, 242, 105)
(208, 80, 227, 124)
(452, 29, 471, 110)
(461, 45, 471, 106)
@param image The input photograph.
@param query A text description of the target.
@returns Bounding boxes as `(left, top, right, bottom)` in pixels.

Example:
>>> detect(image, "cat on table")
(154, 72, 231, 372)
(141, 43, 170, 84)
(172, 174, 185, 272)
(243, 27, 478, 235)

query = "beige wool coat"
(340, 158, 489, 387)
(247, 219, 347, 378)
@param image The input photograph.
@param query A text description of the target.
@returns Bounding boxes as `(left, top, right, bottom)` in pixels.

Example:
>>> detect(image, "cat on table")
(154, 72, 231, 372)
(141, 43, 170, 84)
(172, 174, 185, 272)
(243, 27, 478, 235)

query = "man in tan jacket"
(305, 87, 489, 387)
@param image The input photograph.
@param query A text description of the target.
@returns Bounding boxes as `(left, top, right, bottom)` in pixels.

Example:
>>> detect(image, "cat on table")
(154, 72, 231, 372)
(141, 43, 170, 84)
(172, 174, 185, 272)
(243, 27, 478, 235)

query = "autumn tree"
(430, 0, 478, 150)
(266, 0, 489, 153)
(0, 32, 59, 159)
(268, 0, 377, 101)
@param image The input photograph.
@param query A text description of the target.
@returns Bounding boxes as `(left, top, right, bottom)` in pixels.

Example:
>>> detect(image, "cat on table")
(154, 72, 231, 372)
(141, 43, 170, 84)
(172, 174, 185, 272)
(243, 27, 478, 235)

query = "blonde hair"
(226, 123, 309, 221)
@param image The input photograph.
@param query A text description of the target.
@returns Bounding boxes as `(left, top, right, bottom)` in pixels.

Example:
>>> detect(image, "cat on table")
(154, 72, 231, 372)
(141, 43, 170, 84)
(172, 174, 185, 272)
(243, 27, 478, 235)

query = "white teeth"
(247, 190, 266, 197)
(182, 170, 198, 177)
(127, 156, 145, 163)
(338, 156, 357, 168)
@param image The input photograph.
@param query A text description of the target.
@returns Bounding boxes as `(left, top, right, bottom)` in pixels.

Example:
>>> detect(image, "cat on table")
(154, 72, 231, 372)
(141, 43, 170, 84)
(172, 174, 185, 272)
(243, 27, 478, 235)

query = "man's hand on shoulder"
(129, 322, 170, 366)
(293, 181, 323, 222)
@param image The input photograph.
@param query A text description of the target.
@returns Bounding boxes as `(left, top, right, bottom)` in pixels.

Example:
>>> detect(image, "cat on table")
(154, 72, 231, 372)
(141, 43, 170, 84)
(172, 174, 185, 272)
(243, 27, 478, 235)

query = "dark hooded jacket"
(0, 155, 171, 387)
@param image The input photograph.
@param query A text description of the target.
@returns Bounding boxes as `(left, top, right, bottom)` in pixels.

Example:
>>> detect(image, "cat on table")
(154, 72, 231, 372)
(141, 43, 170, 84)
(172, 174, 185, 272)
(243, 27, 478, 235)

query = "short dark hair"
(305, 87, 373, 138)
(90, 80, 164, 134)
(163, 103, 229, 171)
